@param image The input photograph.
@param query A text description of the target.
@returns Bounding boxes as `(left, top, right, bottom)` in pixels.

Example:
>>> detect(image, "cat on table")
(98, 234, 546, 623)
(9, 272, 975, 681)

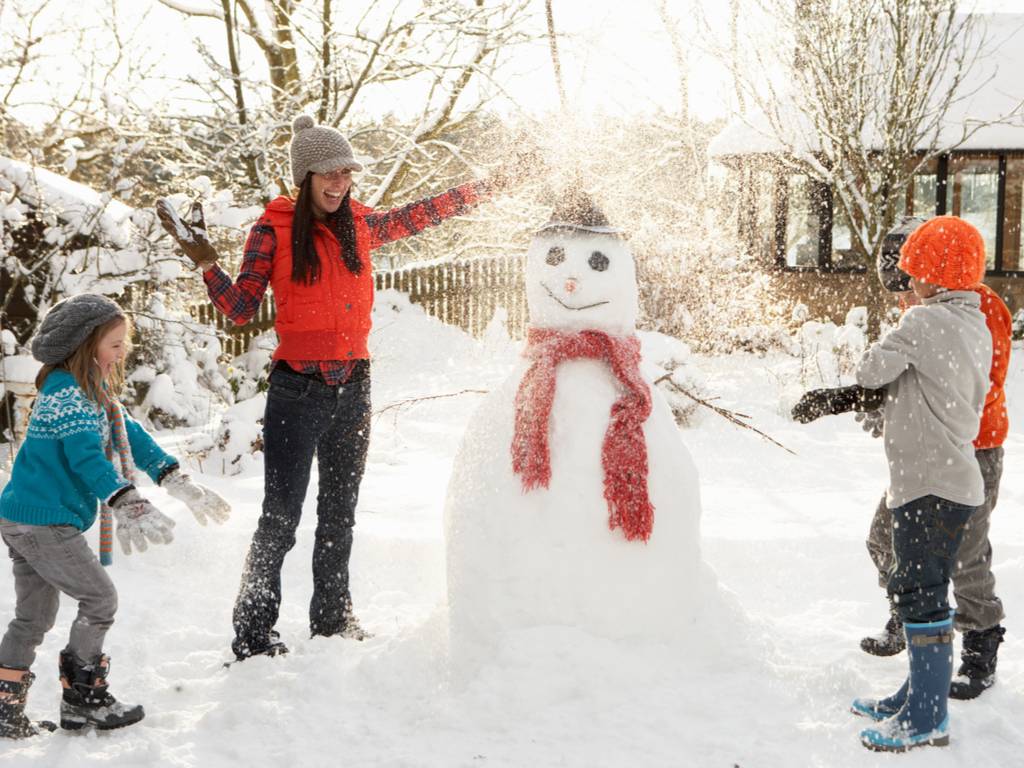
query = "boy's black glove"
(791, 385, 885, 424)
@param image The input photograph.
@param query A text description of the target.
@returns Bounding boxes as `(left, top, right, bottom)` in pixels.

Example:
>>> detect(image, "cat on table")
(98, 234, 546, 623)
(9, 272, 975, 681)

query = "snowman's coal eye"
(545, 246, 565, 266)
(588, 251, 609, 272)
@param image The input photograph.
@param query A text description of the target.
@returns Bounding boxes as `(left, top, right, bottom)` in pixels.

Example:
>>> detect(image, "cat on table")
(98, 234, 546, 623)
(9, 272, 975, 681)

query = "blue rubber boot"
(851, 679, 906, 720)
(859, 617, 954, 752)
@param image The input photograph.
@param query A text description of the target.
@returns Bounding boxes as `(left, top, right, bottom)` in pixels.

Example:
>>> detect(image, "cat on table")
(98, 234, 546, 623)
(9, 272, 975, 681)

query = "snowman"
(444, 188, 705, 656)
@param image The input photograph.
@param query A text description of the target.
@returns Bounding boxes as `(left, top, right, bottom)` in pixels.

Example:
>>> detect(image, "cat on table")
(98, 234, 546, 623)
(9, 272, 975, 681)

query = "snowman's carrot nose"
(564, 278, 578, 294)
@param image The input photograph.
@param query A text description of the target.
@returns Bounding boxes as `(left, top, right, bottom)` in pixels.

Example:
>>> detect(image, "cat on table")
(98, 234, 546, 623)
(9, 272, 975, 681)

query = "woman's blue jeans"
(232, 361, 371, 656)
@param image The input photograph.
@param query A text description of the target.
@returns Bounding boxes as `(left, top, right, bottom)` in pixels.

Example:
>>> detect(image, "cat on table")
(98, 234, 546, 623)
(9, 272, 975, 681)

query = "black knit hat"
(31, 294, 125, 364)
(877, 216, 926, 292)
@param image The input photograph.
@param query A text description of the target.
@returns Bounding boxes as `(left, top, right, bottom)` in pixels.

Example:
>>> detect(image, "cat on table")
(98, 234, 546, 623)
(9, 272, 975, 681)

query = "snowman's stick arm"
(653, 374, 798, 457)
(373, 389, 490, 420)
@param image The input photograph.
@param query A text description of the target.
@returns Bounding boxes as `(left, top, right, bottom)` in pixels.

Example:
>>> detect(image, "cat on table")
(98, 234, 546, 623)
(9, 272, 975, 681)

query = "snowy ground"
(3, 299, 1024, 767)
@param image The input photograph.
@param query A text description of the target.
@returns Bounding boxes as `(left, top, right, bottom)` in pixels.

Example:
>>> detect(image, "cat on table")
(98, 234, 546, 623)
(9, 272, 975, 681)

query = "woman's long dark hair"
(291, 172, 361, 284)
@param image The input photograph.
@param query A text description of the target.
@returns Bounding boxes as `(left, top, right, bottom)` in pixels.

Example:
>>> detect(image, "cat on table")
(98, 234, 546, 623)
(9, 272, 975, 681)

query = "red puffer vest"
(261, 196, 375, 361)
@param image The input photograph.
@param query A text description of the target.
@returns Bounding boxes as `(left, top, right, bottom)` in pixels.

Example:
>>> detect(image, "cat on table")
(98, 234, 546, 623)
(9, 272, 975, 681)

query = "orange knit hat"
(898, 215, 986, 290)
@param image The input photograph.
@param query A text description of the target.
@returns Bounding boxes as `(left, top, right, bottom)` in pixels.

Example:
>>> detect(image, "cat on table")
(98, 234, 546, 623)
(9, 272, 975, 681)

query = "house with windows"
(709, 14, 1024, 325)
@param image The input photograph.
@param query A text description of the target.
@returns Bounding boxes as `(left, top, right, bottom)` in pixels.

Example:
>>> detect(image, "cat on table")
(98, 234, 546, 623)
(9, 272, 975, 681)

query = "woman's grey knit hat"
(31, 293, 125, 364)
(289, 114, 363, 187)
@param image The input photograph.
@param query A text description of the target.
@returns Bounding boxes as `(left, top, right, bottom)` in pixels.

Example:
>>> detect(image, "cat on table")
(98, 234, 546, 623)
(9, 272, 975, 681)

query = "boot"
(950, 624, 1005, 700)
(311, 603, 374, 642)
(0, 667, 56, 738)
(232, 629, 289, 662)
(336, 613, 373, 642)
(851, 679, 906, 721)
(59, 650, 145, 731)
(860, 612, 906, 657)
(858, 617, 954, 752)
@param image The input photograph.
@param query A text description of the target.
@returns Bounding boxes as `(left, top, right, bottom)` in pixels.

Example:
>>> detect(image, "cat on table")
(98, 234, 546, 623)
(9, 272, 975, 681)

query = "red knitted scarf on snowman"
(511, 327, 654, 542)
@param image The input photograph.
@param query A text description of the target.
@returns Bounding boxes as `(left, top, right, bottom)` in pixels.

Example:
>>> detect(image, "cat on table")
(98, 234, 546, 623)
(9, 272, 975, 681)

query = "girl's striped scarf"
(95, 388, 134, 566)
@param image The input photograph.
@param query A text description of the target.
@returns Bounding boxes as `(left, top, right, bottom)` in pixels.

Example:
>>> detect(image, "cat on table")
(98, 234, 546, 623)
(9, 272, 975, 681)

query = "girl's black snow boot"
(0, 667, 56, 738)
(949, 625, 1005, 700)
(58, 651, 145, 731)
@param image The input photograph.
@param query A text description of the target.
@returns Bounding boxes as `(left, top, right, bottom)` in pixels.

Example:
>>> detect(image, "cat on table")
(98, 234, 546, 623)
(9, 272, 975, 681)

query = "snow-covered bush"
(641, 331, 707, 427)
(224, 331, 276, 401)
(795, 305, 868, 387)
(1013, 309, 1024, 342)
(127, 291, 233, 428)
(186, 394, 266, 477)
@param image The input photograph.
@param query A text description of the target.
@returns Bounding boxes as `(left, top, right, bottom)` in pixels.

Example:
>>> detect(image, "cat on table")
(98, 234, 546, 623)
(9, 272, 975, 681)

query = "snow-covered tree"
(721, 0, 1020, 265)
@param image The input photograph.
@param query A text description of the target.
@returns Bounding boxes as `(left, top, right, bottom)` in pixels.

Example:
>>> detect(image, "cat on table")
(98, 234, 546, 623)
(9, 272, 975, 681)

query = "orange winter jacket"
(972, 283, 1011, 450)
(262, 196, 377, 361)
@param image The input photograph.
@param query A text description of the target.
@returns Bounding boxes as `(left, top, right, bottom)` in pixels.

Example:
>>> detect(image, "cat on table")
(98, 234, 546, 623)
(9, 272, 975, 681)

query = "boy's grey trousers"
(867, 447, 1004, 632)
(0, 520, 117, 669)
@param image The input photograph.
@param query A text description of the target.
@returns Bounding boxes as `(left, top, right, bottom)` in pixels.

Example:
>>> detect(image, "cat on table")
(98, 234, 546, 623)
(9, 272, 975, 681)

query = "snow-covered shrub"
(1013, 309, 1024, 342)
(641, 331, 707, 427)
(188, 394, 266, 476)
(224, 331, 276, 401)
(795, 305, 868, 387)
(127, 291, 233, 428)
(721, 323, 797, 356)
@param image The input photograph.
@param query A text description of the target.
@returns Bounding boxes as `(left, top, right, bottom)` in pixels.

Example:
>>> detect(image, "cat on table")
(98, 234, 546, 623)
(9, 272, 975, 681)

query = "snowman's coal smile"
(541, 282, 610, 311)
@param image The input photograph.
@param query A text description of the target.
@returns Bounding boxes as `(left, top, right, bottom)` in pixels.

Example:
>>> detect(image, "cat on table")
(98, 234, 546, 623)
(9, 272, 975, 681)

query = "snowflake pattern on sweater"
(27, 384, 112, 446)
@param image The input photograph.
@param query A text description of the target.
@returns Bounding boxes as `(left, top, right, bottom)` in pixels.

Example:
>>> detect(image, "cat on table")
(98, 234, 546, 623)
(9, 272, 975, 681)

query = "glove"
(110, 489, 176, 555)
(161, 468, 231, 526)
(155, 198, 220, 270)
(791, 385, 886, 424)
(855, 409, 885, 438)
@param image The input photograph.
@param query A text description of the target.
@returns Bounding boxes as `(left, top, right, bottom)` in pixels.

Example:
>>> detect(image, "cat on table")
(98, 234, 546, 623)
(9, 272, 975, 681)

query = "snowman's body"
(444, 213, 703, 652)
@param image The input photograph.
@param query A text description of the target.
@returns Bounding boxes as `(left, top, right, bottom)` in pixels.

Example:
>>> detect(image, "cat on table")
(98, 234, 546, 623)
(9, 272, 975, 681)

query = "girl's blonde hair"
(34, 316, 131, 401)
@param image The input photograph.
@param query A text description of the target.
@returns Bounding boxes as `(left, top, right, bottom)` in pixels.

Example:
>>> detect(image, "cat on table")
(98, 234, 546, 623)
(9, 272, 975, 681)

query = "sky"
(4, 0, 1023, 128)
(4, 0, 735, 126)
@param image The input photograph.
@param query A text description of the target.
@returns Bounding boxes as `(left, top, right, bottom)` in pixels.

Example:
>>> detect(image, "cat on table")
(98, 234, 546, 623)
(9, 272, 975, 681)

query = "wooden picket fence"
(187, 254, 528, 357)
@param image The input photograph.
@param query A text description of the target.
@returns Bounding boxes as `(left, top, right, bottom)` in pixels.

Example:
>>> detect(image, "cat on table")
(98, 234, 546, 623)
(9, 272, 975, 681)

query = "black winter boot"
(232, 629, 289, 662)
(950, 624, 1005, 700)
(58, 651, 145, 731)
(0, 667, 56, 738)
(860, 613, 906, 656)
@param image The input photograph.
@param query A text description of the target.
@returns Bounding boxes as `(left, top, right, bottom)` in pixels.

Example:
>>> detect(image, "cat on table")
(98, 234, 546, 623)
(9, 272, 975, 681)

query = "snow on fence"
(187, 254, 528, 357)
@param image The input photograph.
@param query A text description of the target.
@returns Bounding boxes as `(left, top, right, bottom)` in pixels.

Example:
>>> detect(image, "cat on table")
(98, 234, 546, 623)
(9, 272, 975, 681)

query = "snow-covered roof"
(0, 155, 134, 247)
(709, 14, 1024, 159)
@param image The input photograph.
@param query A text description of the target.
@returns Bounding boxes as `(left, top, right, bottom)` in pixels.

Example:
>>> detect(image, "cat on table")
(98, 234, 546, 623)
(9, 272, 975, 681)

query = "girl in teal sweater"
(0, 294, 229, 738)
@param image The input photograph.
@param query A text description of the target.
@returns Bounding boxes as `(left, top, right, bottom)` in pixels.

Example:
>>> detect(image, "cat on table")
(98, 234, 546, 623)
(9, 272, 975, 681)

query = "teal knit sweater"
(0, 369, 178, 530)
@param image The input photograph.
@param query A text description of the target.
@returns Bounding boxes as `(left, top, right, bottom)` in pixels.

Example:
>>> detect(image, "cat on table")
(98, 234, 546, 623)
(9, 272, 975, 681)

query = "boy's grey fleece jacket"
(855, 290, 991, 510)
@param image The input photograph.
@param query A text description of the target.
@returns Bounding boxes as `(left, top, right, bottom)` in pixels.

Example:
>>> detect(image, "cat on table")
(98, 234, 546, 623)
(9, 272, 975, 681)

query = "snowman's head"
(525, 227, 639, 336)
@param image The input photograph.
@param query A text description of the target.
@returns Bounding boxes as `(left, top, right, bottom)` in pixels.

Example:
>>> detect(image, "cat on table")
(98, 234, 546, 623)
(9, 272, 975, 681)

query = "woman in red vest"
(158, 115, 506, 660)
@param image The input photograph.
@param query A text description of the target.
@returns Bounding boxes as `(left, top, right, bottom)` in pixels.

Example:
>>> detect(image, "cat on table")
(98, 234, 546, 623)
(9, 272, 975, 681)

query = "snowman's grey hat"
(538, 187, 624, 236)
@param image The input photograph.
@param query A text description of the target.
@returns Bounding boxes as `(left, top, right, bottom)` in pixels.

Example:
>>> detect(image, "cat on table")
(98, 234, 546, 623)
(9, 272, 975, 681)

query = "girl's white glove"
(110, 489, 176, 555)
(161, 468, 231, 526)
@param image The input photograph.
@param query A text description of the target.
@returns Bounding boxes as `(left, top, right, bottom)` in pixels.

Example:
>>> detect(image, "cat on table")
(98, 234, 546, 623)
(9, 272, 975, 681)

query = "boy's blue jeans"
(232, 361, 371, 656)
(888, 495, 976, 624)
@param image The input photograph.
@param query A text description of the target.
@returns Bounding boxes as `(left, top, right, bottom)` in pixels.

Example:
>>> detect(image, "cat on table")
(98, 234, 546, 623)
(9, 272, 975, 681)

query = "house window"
(830, 206, 860, 270)
(1001, 157, 1024, 272)
(907, 157, 939, 217)
(783, 174, 821, 268)
(945, 155, 999, 269)
(767, 152, 1023, 275)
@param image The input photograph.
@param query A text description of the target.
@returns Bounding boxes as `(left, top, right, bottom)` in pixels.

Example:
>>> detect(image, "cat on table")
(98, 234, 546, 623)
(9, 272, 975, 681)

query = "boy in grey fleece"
(852, 215, 991, 753)
(855, 290, 990, 512)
